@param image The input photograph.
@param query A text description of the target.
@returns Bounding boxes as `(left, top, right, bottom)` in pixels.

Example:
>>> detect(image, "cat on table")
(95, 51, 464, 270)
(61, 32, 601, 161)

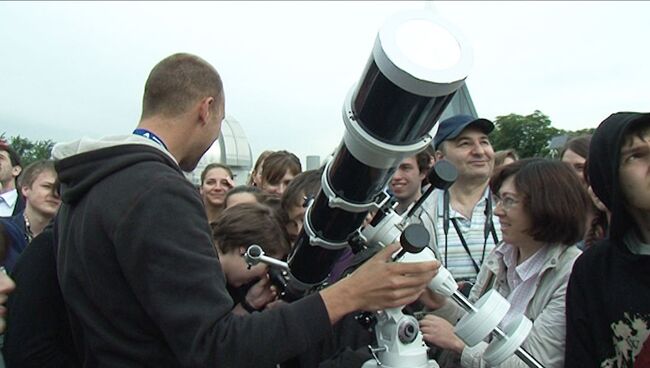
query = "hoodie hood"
(588, 112, 650, 241)
(53, 135, 179, 205)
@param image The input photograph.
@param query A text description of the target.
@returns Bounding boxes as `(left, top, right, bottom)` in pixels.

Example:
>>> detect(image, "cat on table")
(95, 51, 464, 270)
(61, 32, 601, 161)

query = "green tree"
(567, 127, 596, 137)
(490, 110, 561, 158)
(0, 133, 55, 167)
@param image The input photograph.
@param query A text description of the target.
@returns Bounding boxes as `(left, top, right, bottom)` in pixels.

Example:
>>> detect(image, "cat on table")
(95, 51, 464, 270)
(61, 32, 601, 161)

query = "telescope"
(246, 161, 546, 368)
(243, 8, 548, 367)
(285, 8, 472, 299)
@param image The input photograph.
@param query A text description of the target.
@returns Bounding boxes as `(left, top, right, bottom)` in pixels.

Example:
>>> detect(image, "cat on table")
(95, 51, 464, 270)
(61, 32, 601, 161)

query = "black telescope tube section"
(287, 229, 347, 288)
(353, 58, 456, 145)
(285, 41, 465, 301)
(328, 145, 397, 204)
(308, 191, 370, 242)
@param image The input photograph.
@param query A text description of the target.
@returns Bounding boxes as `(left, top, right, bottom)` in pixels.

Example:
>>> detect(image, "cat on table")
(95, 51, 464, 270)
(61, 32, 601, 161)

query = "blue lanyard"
(132, 129, 168, 150)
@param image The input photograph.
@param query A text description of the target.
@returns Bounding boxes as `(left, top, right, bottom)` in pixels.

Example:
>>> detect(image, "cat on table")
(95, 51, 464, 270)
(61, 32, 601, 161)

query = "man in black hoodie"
(565, 112, 650, 367)
(51, 53, 439, 368)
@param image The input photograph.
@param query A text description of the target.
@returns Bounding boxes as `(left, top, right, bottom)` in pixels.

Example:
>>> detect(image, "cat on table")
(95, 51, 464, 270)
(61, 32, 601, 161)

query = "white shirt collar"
(497, 242, 549, 283)
(0, 188, 18, 216)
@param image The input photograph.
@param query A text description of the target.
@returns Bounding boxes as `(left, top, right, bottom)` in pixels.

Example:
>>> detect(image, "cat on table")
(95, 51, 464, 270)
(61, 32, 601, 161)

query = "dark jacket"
(565, 112, 650, 367)
(0, 212, 28, 273)
(53, 138, 331, 368)
(10, 189, 25, 217)
(3, 223, 80, 368)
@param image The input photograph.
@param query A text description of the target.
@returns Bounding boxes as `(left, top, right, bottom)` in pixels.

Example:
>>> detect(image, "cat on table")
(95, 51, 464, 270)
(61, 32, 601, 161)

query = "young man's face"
(22, 169, 61, 218)
(0, 150, 20, 187)
(390, 156, 424, 204)
(619, 125, 650, 213)
(435, 127, 495, 182)
(219, 246, 271, 288)
(562, 148, 587, 184)
(285, 200, 307, 244)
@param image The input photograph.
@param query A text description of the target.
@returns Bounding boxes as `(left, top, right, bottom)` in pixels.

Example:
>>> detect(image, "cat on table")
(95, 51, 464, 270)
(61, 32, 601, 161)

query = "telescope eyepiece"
(245, 245, 264, 269)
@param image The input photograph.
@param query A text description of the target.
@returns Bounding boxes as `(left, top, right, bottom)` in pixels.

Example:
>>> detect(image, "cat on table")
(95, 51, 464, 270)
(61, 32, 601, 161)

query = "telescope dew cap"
(434, 115, 494, 150)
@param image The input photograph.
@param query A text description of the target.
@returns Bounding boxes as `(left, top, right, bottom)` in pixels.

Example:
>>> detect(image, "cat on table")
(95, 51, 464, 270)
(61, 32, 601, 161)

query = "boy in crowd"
(565, 112, 650, 366)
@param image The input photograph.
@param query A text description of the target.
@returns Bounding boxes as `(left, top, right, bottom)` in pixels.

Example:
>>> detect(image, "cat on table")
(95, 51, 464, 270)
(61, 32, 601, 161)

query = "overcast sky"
(1, 1, 648, 166)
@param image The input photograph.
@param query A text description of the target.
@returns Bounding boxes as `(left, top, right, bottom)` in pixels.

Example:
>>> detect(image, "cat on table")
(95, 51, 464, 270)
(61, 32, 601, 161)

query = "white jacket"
(431, 242, 581, 368)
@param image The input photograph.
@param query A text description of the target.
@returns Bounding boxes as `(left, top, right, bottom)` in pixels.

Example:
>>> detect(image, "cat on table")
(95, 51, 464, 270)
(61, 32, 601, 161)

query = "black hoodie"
(53, 138, 331, 368)
(565, 113, 650, 367)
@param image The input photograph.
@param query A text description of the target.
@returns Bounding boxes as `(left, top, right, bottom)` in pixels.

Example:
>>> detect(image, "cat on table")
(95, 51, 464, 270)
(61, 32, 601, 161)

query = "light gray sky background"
(1, 1, 648, 166)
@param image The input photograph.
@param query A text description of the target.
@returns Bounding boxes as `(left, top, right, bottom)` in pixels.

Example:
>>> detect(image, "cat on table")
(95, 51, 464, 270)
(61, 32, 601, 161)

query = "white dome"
(185, 115, 253, 186)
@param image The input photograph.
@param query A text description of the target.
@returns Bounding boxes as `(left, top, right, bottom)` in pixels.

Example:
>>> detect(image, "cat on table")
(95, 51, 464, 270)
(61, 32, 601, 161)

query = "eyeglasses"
(494, 195, 520, 211)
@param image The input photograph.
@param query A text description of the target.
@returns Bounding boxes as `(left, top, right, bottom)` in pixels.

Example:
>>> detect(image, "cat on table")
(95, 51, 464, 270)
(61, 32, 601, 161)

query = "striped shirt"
(424, 187, 500, 281)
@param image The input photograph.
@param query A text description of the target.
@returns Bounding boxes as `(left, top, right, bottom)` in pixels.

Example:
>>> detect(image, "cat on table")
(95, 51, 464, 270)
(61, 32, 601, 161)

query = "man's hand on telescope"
(232, 276, 277, 316)
(320, 243, 439, 324)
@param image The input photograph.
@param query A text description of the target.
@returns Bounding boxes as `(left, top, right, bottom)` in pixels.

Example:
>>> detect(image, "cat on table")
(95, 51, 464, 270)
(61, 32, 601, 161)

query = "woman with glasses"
(419, 158, 590, 368)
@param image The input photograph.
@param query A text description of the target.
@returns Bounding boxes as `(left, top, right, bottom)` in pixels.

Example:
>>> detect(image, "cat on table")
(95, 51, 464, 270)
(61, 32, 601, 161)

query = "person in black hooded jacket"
(51, 53, 439, 368)
(2, 223, 80, 368)
(565, 112, 650, 367)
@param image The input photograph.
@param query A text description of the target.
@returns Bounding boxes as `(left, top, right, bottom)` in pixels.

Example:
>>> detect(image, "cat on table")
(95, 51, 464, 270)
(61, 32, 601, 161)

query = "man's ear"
(12, 165, 21, 178)
(434, 150, 444, 162)
(198, 96, 215, 125)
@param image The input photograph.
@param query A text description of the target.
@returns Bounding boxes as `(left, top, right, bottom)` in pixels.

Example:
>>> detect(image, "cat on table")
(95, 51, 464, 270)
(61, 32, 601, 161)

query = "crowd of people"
(0, 53, 647, 368)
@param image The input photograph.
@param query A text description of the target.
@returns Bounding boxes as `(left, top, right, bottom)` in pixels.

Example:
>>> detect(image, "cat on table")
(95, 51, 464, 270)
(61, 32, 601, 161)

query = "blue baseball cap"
(433, 115, 494, 149)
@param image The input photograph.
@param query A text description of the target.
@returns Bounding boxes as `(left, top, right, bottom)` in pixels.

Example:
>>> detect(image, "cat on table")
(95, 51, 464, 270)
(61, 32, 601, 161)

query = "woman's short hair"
(261, 151, 301, 185)
(560, 135, 592, 160)
(490, 158, 590, 245)
(200, 163, 233, 185)
(211, 203, 290, 257)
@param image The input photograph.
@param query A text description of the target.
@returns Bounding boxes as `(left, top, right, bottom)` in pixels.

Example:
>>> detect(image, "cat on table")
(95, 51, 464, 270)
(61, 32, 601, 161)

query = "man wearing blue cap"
(423, 114, 500, 291)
